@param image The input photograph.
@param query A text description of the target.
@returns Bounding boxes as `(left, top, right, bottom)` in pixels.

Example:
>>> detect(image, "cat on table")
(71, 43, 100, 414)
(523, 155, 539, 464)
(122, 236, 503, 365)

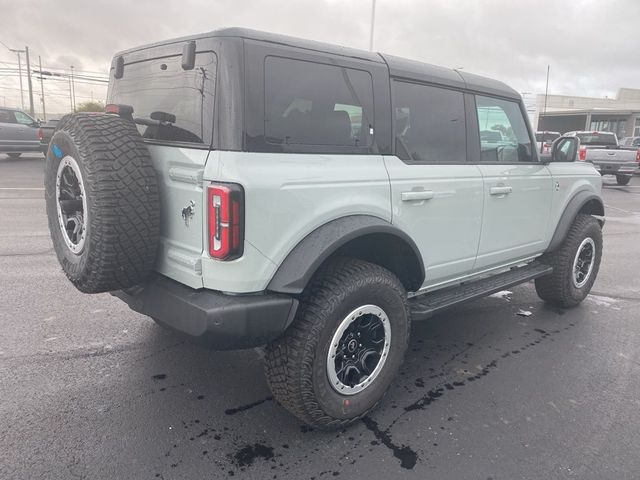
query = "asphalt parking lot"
(1, 153, 639, 480)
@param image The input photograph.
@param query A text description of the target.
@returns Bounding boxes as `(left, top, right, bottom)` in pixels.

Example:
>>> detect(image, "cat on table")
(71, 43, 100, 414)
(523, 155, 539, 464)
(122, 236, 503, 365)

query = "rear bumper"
(112, 275, 298, 350)
(0, 144, 43, 153)
(593, 163, 638, 176)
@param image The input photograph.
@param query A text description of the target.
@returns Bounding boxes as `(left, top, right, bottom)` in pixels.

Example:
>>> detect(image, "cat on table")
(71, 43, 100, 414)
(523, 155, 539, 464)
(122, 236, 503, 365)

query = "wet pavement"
(1, 153, 639, 479)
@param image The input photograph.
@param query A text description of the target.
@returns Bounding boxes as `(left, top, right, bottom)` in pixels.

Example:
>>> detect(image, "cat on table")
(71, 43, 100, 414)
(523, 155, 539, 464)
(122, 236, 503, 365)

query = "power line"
(0, 60, 108, 78)
(0, 39, 11, 51)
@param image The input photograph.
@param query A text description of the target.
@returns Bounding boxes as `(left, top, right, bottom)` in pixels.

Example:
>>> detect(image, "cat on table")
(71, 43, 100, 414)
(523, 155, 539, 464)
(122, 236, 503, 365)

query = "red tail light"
(578, 146, 587, 161)
(208, 183, 244, 260)
(636, 149, 640, 164)
(37, 128, 43, 141)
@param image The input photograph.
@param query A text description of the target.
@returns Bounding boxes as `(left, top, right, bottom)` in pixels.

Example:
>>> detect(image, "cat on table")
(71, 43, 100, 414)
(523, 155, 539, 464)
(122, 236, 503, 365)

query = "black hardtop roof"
(115, 27, 520, 100)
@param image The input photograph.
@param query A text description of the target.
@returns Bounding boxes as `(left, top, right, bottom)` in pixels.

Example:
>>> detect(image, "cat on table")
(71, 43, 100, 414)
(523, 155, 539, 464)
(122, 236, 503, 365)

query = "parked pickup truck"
(39, 119, 59, 154)
(563, 131, 640, 185)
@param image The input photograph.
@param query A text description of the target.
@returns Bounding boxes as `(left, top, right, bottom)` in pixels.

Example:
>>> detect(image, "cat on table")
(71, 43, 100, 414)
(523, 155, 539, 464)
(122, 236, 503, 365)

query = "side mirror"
(549, 137, 579, 163)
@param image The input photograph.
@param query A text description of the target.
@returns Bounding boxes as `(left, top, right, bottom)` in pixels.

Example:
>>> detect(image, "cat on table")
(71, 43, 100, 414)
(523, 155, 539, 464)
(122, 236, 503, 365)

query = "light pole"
(38, 56, 46, 121)
(9, 48, 25, 110)
(25, 46, 35, 116)
(70, 65, 76, 112)
(369, 0, 377, 51)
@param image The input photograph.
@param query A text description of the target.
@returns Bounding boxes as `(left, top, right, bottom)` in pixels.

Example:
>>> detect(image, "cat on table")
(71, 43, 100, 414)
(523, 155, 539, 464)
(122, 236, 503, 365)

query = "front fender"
(546, 191, 604, 253)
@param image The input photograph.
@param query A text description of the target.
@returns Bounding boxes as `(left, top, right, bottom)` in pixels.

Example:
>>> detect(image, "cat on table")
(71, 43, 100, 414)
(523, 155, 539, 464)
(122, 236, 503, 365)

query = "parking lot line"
(0, 187, 45, 191)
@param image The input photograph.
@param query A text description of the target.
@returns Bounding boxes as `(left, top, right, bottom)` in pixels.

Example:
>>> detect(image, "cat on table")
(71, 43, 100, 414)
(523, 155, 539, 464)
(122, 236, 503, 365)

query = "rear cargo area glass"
(108, 52, 216, 145)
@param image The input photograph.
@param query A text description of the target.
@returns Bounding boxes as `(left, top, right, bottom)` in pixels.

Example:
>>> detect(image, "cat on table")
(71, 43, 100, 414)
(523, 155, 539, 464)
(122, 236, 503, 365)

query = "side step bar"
(409, 261, 553, 320)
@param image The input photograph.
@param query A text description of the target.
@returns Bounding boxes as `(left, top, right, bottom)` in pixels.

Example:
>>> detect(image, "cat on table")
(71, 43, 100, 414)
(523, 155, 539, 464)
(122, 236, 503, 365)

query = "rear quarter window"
(264, 56, 374, 151)
(108, 51, 217, 146)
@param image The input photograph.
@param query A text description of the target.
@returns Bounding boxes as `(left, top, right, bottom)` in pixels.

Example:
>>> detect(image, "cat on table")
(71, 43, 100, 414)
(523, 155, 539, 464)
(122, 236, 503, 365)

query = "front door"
(472, 95, 553, 270)
(386, 81, 483, 289)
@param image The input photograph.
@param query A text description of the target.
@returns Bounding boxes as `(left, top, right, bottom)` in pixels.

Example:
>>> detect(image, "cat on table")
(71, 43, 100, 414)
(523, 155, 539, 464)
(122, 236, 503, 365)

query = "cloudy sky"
(1, 0, 638, 115)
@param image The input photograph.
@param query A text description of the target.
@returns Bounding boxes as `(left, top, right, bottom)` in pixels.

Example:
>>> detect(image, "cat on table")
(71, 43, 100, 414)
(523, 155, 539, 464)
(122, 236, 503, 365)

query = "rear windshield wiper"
(134, 111, 176, 127)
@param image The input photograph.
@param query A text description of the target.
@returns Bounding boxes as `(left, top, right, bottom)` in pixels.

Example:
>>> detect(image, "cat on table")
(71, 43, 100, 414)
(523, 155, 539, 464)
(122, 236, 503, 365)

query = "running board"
(409, 262, 553, 320)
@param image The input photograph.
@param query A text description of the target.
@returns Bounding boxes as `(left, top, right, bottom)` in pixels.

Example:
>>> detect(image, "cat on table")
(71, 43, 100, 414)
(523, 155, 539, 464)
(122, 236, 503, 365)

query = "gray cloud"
(1, 0, 638, 114)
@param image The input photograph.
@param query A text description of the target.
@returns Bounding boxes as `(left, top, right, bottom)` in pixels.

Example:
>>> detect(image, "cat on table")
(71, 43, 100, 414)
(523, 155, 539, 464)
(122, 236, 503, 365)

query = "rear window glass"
(108, 52, 216, 145)
(576, 132, 617, 146)
(535, 132, 560, 142)
(264, 57, 374, 149)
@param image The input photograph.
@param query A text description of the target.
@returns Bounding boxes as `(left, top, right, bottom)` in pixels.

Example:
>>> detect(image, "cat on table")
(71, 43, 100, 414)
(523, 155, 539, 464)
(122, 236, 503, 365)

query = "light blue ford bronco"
(44, 28, 604, 428)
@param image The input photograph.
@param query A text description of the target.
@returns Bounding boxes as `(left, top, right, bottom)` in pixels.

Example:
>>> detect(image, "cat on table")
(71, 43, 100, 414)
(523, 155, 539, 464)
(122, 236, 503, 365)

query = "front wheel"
(535, 214, 602, 308)
(264, 258, 410, 429)
(616, 175, 631, 186)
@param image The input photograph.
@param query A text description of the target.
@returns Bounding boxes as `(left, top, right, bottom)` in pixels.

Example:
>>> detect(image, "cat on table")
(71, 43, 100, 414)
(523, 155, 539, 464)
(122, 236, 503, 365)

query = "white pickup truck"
(563, 131, 640, 185)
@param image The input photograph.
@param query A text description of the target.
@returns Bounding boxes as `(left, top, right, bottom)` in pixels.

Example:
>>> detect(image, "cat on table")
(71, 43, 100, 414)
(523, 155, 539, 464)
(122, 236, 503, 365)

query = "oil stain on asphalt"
(153, 310, 579, 478)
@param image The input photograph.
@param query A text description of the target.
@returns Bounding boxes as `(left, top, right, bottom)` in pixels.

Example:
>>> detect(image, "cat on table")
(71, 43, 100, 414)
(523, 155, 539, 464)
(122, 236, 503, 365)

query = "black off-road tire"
(7, 152, 21, 159)
(264, 257, 410, 429)
(44, 113, 160, 293)
(616, 175, 631, 186)
(535, 214, 602, 308)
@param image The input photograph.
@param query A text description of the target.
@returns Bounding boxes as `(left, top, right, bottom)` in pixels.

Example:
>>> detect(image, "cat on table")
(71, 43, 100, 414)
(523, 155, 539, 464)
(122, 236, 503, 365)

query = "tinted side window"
(393, 81, 466, 163)
(264, 57, 374, 149)
(0, 110, 16, 124)
(475, 96, 533, 163)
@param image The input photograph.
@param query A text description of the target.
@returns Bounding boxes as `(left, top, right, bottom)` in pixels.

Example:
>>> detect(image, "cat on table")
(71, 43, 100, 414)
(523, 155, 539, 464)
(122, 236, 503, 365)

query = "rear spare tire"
(44, 113, 160, 293)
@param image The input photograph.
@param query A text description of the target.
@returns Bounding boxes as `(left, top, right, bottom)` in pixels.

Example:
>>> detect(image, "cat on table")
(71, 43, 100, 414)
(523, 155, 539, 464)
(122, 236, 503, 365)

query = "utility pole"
(539, 65, 550, 153)
(9, 48, 25, 110)
(369, 0, 377, 51)
(68, 72, 73, 111)
(70, 65, 76, 111)
(25, 46, 34, 115)
(38, 56, 46, 121)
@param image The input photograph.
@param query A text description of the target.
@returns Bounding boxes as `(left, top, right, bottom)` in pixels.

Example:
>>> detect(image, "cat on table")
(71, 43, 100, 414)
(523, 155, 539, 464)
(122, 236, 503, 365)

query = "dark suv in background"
(0, 107, 43, 158)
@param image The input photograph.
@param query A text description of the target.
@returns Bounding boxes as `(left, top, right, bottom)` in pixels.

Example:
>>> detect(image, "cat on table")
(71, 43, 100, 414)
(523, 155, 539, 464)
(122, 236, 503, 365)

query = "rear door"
(385, 81, 483, 287)
(107, 41, 218, 288)
(472, 95, 553, 270)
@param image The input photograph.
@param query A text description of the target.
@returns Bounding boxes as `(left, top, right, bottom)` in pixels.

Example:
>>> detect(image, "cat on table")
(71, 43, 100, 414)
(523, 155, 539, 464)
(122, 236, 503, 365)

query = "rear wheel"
(616, 175, 631, 186)
(535, 214, 602, 308)
(264, 258, 410, 429)
(7, 153, 21, 159)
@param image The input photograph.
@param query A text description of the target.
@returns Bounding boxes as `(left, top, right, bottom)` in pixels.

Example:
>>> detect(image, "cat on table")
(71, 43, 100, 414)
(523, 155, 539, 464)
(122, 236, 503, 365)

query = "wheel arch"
(267, 215, 425, 294)
(546, 191, 604, 253)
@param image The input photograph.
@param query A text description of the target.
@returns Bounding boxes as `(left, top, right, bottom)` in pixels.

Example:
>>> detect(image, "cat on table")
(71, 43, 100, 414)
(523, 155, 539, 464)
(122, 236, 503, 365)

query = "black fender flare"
(546, 191, 605, 253)
(267, 215, 425, 294)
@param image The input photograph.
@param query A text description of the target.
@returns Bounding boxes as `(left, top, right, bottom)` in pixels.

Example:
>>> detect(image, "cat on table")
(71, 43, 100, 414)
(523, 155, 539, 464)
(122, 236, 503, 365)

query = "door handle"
(401, 190, 434, 202)
(489, 186, 512, 196)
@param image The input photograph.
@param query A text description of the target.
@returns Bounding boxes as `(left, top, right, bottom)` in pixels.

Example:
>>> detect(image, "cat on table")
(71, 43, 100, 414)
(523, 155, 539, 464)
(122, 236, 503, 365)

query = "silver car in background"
(0, 107, 43, 159)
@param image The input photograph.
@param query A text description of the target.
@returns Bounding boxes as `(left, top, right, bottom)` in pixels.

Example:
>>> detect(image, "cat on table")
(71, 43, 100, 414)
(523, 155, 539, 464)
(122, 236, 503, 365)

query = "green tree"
(75, 101, 105, 113)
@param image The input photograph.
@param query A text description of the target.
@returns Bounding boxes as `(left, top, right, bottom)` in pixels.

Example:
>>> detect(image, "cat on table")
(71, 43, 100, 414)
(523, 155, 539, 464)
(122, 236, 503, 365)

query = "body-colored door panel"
(385, 157, 484, 286)
(474, 164, 553, 270)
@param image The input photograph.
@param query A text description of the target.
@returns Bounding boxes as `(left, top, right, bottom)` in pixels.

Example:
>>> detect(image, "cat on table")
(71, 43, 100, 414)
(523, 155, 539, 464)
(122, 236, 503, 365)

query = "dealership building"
(534, 88, 640, 139)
